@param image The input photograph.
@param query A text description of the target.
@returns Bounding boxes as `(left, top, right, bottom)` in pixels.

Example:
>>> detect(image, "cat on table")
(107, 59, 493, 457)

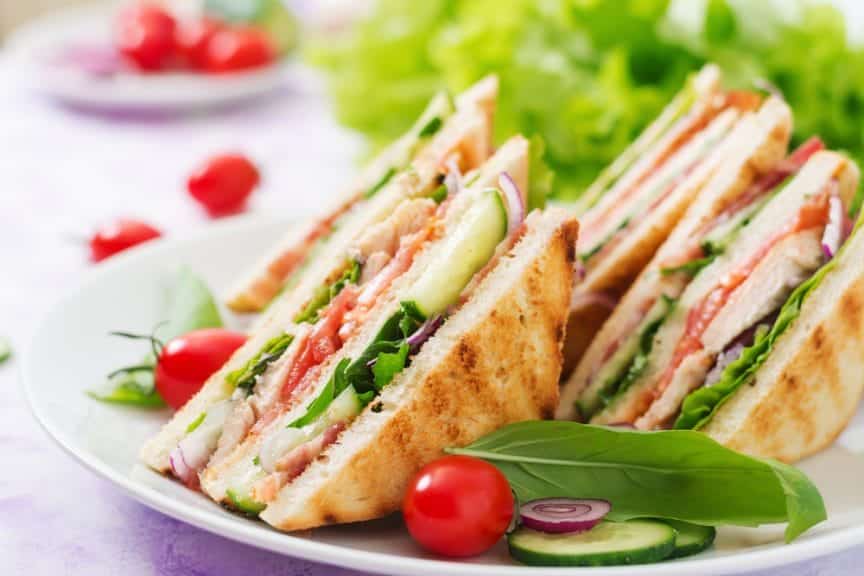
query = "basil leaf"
(449, 421, 825, 542)
(160, 266, 223, 340)
(675, 258, 836, 430)
(226, 332, 294, 394)
(90, 268, 221, 408)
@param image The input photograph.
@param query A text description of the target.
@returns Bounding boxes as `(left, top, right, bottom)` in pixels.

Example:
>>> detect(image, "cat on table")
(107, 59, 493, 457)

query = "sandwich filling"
(578, 91, 761, 266)
(251, 93, 456, 312)
(168, 148, 471, 488)
(216, 183, 521, 513)
(575, 139, 825, 421)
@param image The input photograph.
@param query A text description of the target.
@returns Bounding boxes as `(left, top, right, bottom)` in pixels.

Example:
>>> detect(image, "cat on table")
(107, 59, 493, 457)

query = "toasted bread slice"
(557, 97, 792, 419)
(198, 138, 532, 502)
(562, 94, 779, 374)
(140, 106, 503, 475)
(225, 76, 499, 313)
(590, 151, 857, 427)
(260, 209, 577, 530)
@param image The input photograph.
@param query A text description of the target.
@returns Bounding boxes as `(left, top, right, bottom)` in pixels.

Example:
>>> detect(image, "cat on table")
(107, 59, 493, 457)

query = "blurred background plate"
(5, 1, 301, 110)
(23, 215, 864, 576)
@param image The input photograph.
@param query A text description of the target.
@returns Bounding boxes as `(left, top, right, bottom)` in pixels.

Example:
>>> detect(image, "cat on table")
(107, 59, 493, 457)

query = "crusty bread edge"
(260, 209, 578, 530)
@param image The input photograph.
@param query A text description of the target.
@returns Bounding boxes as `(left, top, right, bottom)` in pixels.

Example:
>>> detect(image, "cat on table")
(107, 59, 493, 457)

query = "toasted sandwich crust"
(259, 210, 578, 530)
(558, 98, 792, 416)
(704, 162, 863, 462)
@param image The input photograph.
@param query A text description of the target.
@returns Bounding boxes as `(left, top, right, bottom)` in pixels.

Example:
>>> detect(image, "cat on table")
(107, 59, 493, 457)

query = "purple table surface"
(1, 52, 862, 576)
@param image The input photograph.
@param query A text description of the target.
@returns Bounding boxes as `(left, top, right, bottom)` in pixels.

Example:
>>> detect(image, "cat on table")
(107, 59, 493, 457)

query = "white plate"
(23, 215, 864, 575)
(6, 2, 297, 110)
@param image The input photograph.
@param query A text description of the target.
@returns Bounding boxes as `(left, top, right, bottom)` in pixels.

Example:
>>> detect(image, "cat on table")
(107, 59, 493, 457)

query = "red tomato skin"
(89, 218, 162, 262)
(204, 27, 275, 73)
(403, 455, 514, 558)
(175, 18, 223, 70)
(115, 3, 177, 72)
(187, 153, 260, 216)
(154, 328, 246, 410)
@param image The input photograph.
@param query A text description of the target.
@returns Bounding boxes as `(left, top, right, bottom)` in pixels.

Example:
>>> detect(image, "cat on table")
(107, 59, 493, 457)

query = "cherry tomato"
(187, 153, 260, 216)
(204, 27, 275, 73)
(403, 455, 514, 558)
(115, 3, 177, 72)
(89, 218, 162, 262)
(155, 328, 246, 410)
(175, 17, 223, 70)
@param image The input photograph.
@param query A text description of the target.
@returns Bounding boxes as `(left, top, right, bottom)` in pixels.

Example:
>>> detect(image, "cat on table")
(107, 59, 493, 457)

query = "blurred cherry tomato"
(115, 3, 177, 72)
(89, 218, 162, 262)
(155, 328, 246, 410)
(175, 17, 223, 70)
(403, 455, 514, 558)
(187, 153, 260, 216)
(204, 27, 275, 73)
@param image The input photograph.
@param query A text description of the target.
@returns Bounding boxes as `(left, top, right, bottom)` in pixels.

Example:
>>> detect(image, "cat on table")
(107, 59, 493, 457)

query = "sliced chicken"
(635, 350, 714, 429)
(701, 229, 823, 352)
(350, 198, 436, 262)
(211, 402, 256, 464)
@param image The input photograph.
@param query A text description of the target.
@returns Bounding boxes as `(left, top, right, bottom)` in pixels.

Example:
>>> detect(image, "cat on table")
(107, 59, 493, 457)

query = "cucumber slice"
(226, 488, 265, 517)
(326, 385, 363, 425)
(403, 188, 507, 318)
(508, 520, 676, 567)
(665, 520, 716, 558)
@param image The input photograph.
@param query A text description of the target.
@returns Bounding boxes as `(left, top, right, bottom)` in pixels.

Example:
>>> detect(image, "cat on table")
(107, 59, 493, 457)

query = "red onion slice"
(821, 191, 843, 260)
(407, 315, 443, 352)
(520, 498, 611, 534)
(498, 172, 525, 235)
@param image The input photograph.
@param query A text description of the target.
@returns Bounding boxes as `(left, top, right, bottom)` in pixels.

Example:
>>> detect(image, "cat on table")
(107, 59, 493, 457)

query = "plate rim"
(22, 215, 864, 576)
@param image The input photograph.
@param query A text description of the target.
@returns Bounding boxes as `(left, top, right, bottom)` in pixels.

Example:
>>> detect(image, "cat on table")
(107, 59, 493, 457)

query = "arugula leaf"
(294, 260, 361, 324)
(660, 255, 716, 277)
(449, 421, 826, 542)
(288, 359, 347, 428)
(226, 332, 294, 394)
(288, 302, 425, 427)
(417, 116, 443, 138)
(674, 259, 836, 431)
(593, 295, 675, 414)
(0, 337, 11, 365)
(372, 342, 410, 389)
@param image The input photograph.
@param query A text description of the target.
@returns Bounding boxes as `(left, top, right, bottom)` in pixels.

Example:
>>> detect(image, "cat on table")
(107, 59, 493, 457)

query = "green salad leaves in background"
(308, 0, 864, 201)
(88, 267, 222, 408)
(449, 421, 826, 542)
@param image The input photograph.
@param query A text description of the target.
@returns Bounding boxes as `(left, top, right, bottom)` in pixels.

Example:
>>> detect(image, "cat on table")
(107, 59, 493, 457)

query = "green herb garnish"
(449, 421, 826, 543)
(294, 260, 361, 324)
(186, 412, 207, 433)
(226, 332, 295, 394)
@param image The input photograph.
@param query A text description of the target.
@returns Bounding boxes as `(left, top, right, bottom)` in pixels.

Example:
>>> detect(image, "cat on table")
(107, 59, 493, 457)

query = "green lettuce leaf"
(294, 260, 361, 324)
(674, 259, 836, 430)
(226, 332, 294, 394)
(449, 421, 826, 542)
